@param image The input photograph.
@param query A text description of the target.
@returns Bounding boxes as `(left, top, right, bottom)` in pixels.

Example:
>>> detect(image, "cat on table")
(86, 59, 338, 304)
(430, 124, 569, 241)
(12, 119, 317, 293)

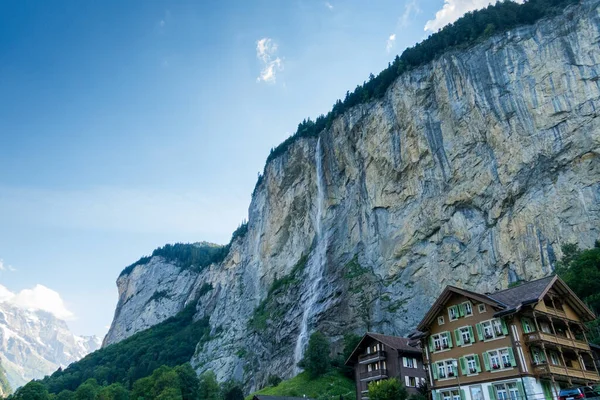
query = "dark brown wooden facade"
(345, 333, 426, 400)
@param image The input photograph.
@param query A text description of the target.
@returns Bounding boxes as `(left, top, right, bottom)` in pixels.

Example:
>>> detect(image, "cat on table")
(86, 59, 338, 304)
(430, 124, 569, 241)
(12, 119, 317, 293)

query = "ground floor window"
(438, 389, 462, 400)
(492, 381, 523, 400)
(470, 386, 484, 400)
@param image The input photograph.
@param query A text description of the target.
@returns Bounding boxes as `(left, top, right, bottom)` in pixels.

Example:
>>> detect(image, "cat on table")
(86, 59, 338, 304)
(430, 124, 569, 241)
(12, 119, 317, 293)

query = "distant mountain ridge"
(0, 301, 101, 391)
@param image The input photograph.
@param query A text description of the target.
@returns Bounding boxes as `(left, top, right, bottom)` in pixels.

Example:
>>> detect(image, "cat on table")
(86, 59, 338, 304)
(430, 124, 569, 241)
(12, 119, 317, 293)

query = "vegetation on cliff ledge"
(254, 0, 579, 195)
(120, 220, 249, 277)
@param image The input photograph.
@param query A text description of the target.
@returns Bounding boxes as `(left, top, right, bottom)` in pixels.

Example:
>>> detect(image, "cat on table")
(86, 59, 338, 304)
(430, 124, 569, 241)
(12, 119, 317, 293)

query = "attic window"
(478, 304, 486, 313)
(438, 316, 445, 325)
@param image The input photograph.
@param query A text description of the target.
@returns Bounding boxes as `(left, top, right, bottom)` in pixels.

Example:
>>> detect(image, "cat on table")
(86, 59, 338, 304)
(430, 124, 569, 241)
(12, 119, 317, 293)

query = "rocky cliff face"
(0, 302, 101, 390)
(104, 0, 600, 391)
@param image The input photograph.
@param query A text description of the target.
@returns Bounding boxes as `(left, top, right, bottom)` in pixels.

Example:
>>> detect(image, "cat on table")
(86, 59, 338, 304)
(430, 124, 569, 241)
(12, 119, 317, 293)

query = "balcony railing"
(533, 364, 600, 381)
(544, 307, 567, 318)
(359, 351, 387, 364)
(360, 369, 389, 381)
(525, 332, 590, 351)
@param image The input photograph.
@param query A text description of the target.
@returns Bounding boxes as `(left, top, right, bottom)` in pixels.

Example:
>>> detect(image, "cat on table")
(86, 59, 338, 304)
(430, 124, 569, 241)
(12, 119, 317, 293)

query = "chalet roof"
(492, 275, 595, 321)
(344, 332, 421, 366)
(488, 276, 556, 309)
(253, 396, 313, 400)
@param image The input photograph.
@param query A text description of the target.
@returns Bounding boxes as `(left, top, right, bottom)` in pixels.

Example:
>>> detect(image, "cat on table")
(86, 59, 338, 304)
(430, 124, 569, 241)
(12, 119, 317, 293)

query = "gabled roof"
(488, 276, 555, 309)
(416, 286, 503, 331)
(417, 275, 596, 332)
(344, 332, 421, 366)
(491, 275, 595, 321)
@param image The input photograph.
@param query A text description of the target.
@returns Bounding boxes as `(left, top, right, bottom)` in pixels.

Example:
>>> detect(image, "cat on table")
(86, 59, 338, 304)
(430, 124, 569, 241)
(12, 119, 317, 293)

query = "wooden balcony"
(360, 369, 389, 381)
(544, 307, 568, 319)
(525, 331, 590, 351)
(533, 363, 600, 382)
(359, 351, 387, 364)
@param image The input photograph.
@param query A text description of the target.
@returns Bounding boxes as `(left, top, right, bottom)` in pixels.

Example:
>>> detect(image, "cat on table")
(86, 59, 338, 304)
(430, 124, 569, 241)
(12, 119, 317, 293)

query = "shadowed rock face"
(104, 0, 600, 392)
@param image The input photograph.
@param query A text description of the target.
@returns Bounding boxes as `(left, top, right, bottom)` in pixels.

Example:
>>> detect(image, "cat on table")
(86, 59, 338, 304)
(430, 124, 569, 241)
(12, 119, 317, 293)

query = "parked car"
(559, 387, 600, 400)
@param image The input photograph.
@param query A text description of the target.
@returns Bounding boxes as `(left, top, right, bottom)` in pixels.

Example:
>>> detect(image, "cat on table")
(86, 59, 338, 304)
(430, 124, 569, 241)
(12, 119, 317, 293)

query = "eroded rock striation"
(105, 0, 600, 391)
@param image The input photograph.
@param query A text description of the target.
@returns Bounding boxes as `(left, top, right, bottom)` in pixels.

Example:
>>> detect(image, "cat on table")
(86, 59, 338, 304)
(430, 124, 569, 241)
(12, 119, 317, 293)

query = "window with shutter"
(449, 306, 459, 321)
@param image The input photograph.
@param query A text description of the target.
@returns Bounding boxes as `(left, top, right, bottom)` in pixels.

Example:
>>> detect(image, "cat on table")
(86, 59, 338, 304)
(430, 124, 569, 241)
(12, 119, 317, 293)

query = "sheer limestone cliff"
(104, 0, 600, 392)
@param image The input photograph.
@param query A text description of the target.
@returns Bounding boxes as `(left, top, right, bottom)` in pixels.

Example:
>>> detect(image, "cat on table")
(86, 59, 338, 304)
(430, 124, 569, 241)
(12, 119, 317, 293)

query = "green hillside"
(39, 304, 210, 394)
(246, 371, 355, 400)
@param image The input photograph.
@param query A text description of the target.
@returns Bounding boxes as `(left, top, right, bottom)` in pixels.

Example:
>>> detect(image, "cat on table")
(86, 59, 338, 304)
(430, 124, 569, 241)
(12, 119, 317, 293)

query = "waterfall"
(293, 137, 328, 370)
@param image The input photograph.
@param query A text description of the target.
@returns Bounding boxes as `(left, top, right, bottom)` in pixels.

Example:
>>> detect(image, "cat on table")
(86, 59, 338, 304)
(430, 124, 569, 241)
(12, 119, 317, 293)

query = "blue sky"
(0, 0, 498, 337)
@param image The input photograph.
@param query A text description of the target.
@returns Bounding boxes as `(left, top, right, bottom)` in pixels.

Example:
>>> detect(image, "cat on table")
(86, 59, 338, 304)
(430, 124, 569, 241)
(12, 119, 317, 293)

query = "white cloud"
(0, 259, 16, 272)
(325, 2, 333, 10)
(424, 0, 522, 32)
(400, 0, 421, 28)
(256, 38, 284, 84)
(386, 34, 397, 53)
(0, 284, 75, 320)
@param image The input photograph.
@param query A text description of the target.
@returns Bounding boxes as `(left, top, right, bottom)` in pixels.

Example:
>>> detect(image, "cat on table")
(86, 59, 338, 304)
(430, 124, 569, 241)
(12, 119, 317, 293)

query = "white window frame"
(478, 303, 486, 313)
(433, 334, 443, 351)
(445, 360, 456, 377)
(495, 385, 509, 400)
(507, 383, 519, 400)
(481, 318, 506, 340)
(500, 349, 512, 368)
(460, 326, 472, 344)
(482, 321, 495, 339)
(433, 332, 451, 351)
(437, 362, 446, 379)
(489, 350, 501, 370)
(438, 316, 445, 325)
(448, 306, 459, 321)
(466, 355, 477, 374)
(463, 301, 473, 316)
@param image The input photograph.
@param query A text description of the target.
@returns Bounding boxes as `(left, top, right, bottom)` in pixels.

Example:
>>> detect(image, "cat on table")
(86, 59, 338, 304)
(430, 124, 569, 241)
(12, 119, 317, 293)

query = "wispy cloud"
(0, 259, 16, 272)
(325, 2, 334, 10)
(400, 0, 421, 28)
(0, 284, 75, 320)
(256, 38, 284, 84)
(424, 0, 523, 32)
(386, 0, 421, 53)
(386, 34, 397, 53)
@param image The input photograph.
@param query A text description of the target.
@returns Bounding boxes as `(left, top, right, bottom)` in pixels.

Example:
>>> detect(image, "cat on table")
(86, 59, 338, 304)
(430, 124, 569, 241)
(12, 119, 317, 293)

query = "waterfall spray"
(293, 137, 328, 370)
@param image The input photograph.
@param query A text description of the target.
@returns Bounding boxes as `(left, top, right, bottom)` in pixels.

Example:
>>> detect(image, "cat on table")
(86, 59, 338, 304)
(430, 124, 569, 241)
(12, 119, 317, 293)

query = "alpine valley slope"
(104, 0, 600, 392)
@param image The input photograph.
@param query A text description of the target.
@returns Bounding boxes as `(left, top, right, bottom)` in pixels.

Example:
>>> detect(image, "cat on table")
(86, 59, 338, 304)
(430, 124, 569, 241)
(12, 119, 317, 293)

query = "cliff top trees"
(253, 0, 580, 196)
